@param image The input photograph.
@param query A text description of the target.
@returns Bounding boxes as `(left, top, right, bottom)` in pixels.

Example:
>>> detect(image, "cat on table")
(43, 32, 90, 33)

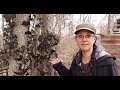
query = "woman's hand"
(49, 58, 61, 65)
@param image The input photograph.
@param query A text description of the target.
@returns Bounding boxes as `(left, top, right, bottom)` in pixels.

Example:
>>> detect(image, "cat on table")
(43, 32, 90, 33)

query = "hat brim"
(74, 28, 95, 34)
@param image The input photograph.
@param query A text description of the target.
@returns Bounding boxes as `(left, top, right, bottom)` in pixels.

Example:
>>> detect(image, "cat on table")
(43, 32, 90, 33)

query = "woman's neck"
(82, 47, 93, 64)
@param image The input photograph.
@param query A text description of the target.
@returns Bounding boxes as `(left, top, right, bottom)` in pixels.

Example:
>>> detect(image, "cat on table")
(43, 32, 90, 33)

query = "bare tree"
(108, 14, 112, 34)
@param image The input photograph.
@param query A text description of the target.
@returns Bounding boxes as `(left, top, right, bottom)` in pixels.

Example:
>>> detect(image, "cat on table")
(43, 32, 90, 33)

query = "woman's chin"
(81, 47, 89, 51)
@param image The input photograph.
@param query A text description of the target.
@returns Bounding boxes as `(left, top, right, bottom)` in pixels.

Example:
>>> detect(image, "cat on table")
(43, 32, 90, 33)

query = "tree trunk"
(13, 14, 29, 47)
(8, 14, 30, 76)
(108, 14, 113, 34)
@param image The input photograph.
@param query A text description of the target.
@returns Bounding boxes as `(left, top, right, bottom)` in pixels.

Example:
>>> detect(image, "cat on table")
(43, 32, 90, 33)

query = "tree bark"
(13, 14, 29, 47)
(8, 14, 30, 76)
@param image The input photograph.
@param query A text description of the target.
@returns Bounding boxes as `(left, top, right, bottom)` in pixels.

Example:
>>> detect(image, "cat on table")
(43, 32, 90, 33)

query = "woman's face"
(75, 30, 96, 51)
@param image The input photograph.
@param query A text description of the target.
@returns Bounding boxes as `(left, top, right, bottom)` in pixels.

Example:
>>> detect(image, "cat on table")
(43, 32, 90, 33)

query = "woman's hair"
(91, 41, 97, 61)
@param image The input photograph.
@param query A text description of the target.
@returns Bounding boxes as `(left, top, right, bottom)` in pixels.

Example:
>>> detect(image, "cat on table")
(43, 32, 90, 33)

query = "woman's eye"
(78, 35, 83, 38)
(86, 35, 91, 38)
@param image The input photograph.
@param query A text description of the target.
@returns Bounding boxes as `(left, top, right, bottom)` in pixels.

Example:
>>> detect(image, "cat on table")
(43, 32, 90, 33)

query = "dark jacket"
(53, 41, 119, 76)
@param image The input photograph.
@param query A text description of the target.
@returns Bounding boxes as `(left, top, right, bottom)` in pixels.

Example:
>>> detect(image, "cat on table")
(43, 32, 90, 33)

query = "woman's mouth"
(82, 44, 88, 45)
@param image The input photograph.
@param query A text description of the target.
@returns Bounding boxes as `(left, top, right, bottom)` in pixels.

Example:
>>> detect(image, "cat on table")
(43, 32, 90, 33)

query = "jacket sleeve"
(53, 62, 72, 76)
(110, 61, 119, 76)
(52, 53, 79, 76)
(102, 57, 119, 76)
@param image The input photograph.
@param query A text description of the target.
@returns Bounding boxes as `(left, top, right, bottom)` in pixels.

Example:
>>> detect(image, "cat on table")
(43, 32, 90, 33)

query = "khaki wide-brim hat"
(75, 23, 96, 34)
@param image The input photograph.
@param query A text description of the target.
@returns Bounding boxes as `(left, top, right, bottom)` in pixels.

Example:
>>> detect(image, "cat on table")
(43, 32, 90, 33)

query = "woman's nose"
(82, 37, 87, 41)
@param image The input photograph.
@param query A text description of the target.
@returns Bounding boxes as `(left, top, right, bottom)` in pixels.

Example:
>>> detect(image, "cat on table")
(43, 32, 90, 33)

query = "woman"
(49, 23, 118, 76)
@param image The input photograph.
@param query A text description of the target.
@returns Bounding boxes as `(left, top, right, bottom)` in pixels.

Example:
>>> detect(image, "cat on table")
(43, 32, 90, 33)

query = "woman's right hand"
(49, 58, 61, 65)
